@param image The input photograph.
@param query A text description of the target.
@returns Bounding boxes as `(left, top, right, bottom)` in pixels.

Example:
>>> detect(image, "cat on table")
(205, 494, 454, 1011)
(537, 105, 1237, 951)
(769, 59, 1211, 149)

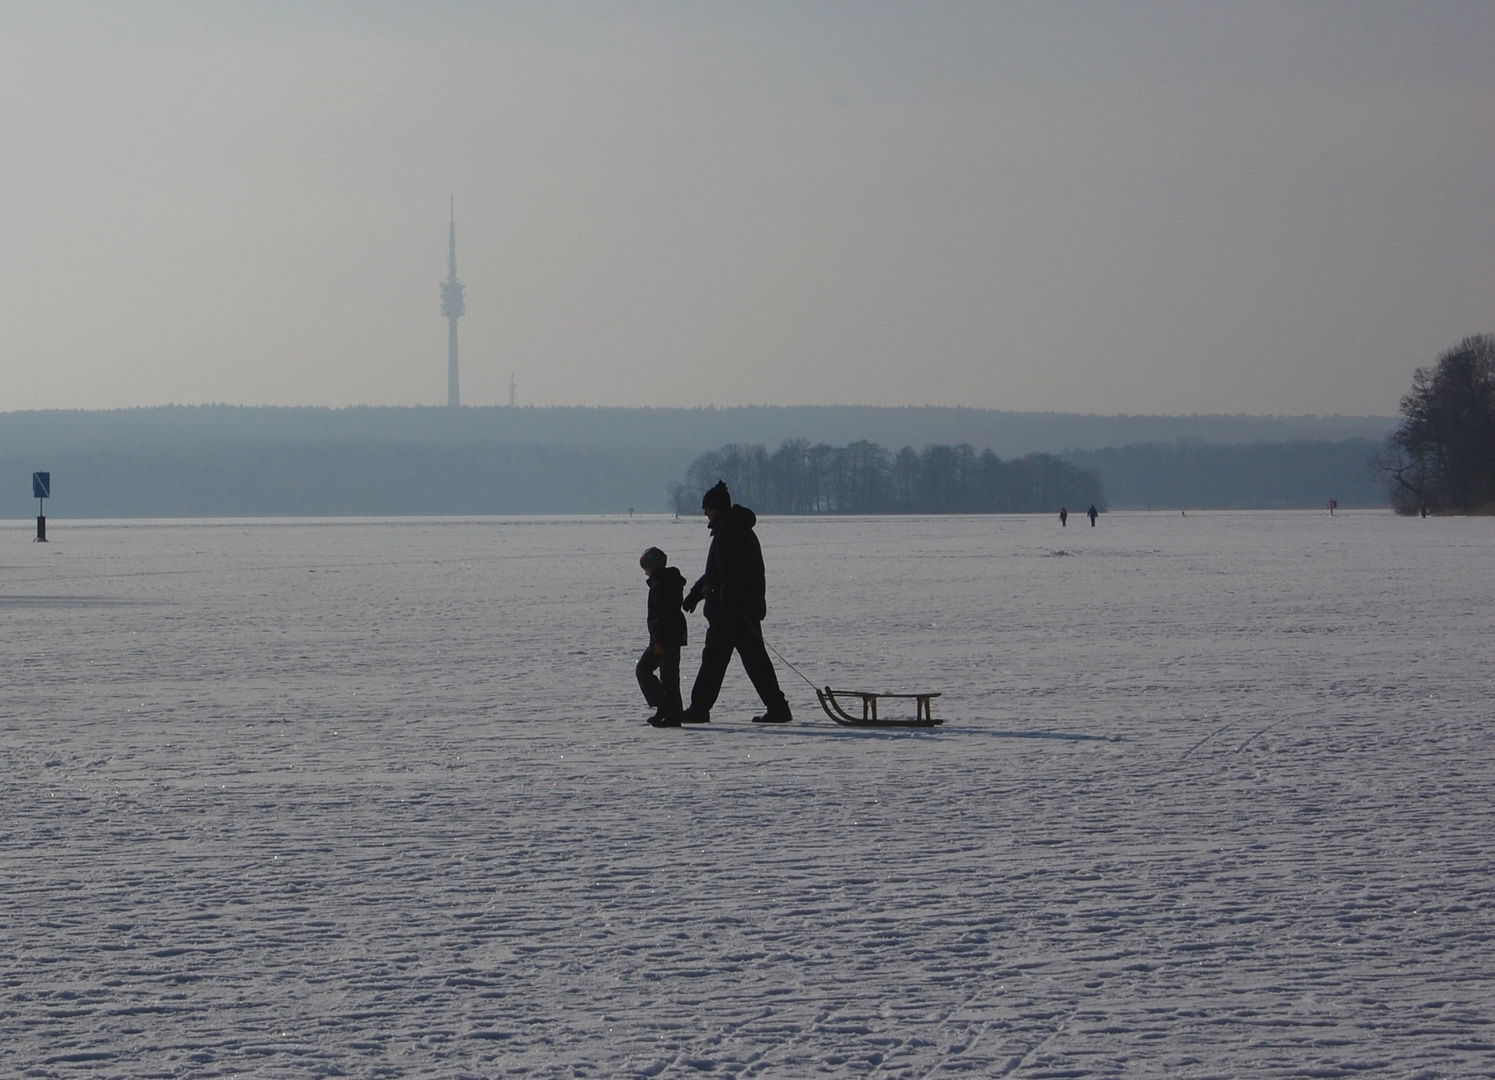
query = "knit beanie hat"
(701, 480, 731, 511)
(639, 547, 667, 573)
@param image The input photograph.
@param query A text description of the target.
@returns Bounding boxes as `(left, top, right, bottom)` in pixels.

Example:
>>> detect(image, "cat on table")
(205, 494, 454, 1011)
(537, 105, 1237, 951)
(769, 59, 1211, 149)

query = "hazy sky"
(2, 2, 1490, 414)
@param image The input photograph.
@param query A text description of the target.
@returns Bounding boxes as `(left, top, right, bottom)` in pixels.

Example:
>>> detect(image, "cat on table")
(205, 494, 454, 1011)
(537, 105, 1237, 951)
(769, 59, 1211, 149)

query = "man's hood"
(710, 504, 757, 533)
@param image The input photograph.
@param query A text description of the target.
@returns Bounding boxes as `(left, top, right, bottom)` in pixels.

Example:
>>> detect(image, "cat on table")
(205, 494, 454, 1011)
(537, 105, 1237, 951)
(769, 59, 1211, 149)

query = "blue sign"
(32, 472, 50, 499)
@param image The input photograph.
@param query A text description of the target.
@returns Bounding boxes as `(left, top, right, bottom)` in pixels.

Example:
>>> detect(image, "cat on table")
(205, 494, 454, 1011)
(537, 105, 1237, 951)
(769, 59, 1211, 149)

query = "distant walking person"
(680, 481, 793, 725)
(1087, 505, 1098, 526)
(1059, 507, 1068, 527)
(636, 547, 688, 728)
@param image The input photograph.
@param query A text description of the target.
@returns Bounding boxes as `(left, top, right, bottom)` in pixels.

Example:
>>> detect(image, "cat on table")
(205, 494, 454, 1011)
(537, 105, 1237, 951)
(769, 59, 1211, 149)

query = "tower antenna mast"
(440, 196, 465, 408)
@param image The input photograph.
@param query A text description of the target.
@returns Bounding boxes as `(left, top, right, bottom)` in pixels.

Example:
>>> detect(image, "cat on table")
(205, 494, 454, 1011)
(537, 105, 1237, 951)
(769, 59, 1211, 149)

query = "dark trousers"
(636, 645, 682, 712)
(689, 618, 788, 714)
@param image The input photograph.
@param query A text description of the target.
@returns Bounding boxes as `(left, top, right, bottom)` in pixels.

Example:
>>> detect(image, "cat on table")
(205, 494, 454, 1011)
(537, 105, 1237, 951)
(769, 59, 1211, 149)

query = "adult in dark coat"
(679, 481, 792, 724)
(636, 547, 688, 726)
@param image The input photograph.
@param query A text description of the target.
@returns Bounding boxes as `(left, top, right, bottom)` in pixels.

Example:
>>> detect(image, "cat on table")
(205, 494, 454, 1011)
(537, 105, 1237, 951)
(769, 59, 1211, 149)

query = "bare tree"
(893, 446, 920, 511)
(769, 440, 814, 513)
(1381, 335, 1495, 514)
(843, 440, 892, 512)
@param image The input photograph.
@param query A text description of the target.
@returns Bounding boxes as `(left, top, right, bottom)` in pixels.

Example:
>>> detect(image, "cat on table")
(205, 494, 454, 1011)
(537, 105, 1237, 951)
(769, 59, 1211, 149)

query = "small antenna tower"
(509, 373, 517, 407)
(440, 196, 465, 409)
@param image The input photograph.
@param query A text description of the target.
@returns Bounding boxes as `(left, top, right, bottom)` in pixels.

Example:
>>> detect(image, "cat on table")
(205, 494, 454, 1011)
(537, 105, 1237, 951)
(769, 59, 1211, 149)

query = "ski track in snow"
(2, 511, 1492, 1079)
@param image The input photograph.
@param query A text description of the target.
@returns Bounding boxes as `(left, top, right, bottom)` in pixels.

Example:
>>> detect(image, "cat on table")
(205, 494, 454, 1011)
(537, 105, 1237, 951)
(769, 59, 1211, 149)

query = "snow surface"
(3, 511, 1492, 1079)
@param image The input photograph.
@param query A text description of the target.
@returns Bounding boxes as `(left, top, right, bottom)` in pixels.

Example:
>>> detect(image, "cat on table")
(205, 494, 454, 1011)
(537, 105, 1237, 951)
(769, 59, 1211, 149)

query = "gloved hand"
(652, 643, 665, 655)
(682, 589, 702, 613)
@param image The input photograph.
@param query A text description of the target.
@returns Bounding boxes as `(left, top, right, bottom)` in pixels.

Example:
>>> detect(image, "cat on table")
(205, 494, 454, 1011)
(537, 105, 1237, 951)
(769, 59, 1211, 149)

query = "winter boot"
(678, 707, 711, 724)
(751, 703, 793, 724)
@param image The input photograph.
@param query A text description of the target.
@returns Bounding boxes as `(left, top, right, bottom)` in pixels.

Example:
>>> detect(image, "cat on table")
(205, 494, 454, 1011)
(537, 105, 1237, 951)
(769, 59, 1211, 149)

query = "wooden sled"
(816, 686, 943, 728)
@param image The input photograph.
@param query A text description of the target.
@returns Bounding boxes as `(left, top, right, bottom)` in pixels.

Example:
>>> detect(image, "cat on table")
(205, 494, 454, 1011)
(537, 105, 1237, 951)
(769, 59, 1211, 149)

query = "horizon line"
(0, 403, 1397, 421)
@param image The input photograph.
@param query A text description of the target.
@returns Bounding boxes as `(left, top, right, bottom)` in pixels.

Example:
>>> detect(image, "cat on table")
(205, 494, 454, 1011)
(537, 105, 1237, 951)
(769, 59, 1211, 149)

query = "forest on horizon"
(3, 436, 1386, 519)
(0, 402, 1392, 518)
(0, 403, 1393, 457)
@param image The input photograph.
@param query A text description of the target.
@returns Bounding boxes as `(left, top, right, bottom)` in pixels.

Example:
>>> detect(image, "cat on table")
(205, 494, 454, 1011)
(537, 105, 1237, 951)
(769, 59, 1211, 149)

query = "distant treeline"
(1063, 438, 1387, 509)
(0, 404, 1395, 458)
(6, 431, 1388, 520)
(3, 442, 695, 519)
(670, 441, 1105, 515)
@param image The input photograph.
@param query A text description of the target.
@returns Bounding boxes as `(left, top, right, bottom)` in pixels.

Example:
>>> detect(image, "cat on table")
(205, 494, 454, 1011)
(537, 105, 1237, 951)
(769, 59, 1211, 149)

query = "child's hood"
(650, 566, 687, 591)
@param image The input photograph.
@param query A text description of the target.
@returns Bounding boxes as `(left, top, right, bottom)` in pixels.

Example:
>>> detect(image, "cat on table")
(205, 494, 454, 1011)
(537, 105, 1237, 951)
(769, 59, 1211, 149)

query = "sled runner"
(815, 686, 943, 728)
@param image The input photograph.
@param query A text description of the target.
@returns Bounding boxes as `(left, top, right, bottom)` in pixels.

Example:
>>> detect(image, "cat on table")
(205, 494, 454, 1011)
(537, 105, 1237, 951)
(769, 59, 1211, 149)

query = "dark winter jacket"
(646, 566, 689, 649)
(690, 504, 768, 624)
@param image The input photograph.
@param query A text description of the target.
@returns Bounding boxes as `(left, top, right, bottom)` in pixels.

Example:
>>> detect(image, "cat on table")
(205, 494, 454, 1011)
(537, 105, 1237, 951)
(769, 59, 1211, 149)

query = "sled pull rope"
(748, 621, 945, 728)
(746, 621, 821, 693)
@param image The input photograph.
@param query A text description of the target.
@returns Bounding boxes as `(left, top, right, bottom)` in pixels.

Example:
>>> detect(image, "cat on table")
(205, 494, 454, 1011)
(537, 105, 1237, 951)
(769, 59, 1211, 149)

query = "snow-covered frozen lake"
(4, 511, 1492, 1078)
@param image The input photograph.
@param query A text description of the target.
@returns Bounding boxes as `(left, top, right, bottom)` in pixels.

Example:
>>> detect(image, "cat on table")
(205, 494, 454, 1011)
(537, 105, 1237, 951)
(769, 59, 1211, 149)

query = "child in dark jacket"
(637, 547, 688, 727)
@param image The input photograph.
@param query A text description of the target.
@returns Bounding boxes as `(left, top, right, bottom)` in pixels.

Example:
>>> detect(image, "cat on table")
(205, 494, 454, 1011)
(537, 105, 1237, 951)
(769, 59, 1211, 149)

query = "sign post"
(32, 472, 49, 542)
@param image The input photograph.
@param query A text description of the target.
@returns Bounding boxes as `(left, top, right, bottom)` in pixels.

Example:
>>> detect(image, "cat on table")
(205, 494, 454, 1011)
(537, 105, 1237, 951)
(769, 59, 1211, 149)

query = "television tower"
(440, 197, 465, 408)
